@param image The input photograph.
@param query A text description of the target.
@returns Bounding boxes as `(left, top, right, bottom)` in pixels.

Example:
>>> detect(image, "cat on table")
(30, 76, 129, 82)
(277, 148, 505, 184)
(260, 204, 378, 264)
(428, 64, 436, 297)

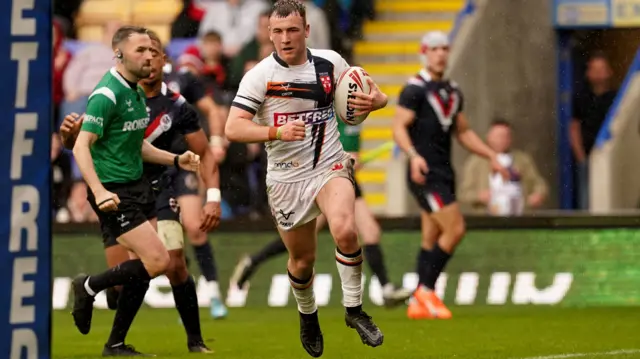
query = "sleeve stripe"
(237, 95, 261, 105)
(231, 101, 257, 115)
(89, 87, 117, 104)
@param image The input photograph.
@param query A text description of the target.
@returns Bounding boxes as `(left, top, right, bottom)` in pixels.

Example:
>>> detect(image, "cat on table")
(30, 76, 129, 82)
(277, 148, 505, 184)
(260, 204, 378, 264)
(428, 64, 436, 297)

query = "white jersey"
(232, 48, 350, 182)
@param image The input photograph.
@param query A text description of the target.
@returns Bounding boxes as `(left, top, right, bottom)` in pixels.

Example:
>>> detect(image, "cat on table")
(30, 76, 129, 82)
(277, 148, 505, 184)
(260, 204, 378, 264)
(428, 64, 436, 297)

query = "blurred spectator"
(569, 52, 616, 210)
(227, 10, 274, 90)
(53, 19, 71, 128)
(53, 0, 82, 38)
(61, 20, 120, 117)
(172, 0, 218, 38)
(51, 132, 73, 222)
(198, 0, 269, 57)
(459, 120, 548, 216)
(301, 0, 330, 49)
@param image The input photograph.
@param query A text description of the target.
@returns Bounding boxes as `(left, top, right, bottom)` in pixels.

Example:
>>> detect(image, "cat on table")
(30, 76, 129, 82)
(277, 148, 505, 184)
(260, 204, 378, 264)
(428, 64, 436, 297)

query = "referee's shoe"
(71, 274, 95, 335)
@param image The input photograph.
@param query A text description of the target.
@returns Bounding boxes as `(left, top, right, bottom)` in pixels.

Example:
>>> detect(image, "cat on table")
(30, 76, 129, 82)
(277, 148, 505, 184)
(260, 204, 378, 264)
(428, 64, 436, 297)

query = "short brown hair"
(270, 0, 306, 23)
(202, 30, 222, 43)
(111, 25, 149, 48)
(146, 30, 162, 47)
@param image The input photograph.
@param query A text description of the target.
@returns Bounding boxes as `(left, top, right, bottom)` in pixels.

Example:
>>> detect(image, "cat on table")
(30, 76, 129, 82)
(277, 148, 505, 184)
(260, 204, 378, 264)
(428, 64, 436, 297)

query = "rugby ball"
(334, 66, 372, 126)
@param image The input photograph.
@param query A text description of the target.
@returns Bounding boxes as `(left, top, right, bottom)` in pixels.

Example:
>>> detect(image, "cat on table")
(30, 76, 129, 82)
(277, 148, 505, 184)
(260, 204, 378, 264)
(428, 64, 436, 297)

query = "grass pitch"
(53, 306, 640, 359)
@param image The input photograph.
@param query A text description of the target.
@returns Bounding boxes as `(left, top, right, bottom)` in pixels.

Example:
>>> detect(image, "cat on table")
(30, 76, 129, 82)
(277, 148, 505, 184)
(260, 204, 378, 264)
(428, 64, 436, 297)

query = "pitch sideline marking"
(516, 349, 640, 359)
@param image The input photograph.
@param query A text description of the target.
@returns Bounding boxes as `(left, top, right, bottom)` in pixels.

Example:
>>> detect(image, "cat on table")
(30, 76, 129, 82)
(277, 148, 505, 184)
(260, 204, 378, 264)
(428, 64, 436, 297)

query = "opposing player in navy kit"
(225, 1, 387, 357)
(392, 31, 508, 320)
(164, 60, 229, 318)
(60, 31, 220, 354)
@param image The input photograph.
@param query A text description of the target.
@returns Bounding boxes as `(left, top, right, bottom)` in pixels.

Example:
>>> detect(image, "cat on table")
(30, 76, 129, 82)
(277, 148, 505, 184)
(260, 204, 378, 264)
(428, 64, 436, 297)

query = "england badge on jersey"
(319, 72, 332, 94)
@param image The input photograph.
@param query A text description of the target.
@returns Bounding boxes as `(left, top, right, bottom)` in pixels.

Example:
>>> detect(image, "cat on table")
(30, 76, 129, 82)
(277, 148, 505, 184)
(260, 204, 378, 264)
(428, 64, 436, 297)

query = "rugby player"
(392, 31, 509, 320)
(225, 1, 386, 356)
(66, 26, 200, 356)
(164, 58, 228, 318)
(230, 119, 412, 308)
(61, 31, 221, 354)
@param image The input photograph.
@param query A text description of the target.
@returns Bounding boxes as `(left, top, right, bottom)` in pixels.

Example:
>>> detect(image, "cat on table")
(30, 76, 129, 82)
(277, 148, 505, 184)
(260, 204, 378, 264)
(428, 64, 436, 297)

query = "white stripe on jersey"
(232, 48, 351, 183)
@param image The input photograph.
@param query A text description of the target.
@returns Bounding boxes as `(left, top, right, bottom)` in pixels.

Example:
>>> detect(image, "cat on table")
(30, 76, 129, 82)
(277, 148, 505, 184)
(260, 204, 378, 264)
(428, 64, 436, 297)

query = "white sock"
(289, 270, 317, 314)
(335, 248, 363, 308)
(209, 280, 221, 300)
(84, 278, 96, 296)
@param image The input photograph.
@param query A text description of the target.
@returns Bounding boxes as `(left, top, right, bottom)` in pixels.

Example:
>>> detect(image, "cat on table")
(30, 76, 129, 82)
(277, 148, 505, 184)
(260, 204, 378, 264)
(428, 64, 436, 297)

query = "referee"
(68, 25, 199, 356)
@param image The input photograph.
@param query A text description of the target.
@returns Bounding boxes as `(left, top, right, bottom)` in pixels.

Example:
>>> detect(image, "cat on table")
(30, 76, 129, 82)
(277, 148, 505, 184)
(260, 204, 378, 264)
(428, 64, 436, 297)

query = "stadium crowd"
(51, 0, 375, 223)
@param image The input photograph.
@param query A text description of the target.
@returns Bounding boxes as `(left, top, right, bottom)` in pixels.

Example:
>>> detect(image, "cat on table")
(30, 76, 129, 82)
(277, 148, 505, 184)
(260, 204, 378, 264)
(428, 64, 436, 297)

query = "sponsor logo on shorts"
(273, 105, 334, 127)
(169, 198, 179, 213)
(117, 214, 130, 228)
(85, 114, 103, 127)
(184, 172, 198, 190)
(331, 163, 344, 171)
(278, 209, 294, 228)
(274, 161, 300, 170)
(122, 117, 150, 131)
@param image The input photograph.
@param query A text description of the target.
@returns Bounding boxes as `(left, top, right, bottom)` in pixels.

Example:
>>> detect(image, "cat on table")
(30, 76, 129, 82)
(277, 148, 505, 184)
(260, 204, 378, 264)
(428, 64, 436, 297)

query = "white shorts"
(157, 220, 185, 250)
(267, 154, 355, 231)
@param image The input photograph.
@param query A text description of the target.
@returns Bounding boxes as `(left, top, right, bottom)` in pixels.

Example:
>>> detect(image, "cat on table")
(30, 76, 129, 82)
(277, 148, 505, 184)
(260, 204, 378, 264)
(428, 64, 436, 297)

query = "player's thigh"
(104, 243, 131, 268)
(315, 176, 357, 237)
(430, 202, 466, 239)
(117, 221, 169, 270)
(279, 219, 317, 263)
(354, 198, 381, 245)
(315, 214, 327, 232)
(176, 195, 203, 236)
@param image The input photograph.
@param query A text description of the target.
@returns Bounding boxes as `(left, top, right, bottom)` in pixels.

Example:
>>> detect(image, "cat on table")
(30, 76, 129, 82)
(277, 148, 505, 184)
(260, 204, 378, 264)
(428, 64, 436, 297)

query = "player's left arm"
(455, 112, 509, 179)
(141, 140, 201, 172)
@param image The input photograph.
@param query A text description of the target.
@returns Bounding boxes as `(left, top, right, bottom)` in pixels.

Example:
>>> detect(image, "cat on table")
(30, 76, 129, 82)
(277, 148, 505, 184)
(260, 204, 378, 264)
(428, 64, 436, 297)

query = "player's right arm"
(225, 67, 305, 143)
(73, 91, 120, 211)
(393, 83, 428, 184)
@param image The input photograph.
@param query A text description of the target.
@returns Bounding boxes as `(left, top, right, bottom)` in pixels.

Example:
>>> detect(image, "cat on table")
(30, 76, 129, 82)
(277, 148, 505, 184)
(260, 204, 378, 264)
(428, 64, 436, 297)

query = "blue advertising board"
(0, 0, 52, 358)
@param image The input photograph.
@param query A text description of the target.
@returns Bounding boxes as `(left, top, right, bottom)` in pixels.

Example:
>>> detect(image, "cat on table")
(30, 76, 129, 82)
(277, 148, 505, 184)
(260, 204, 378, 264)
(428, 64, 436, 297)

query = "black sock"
(417, 248, 432, 289)
(346, 304, 362, 315)
(106, 279, 149, 347)
(362, 244, 389, 286)
(172, 276, 202, 343)
(239, 238, 287, 287)
(88, 259, 151, 294)
(423, 244, 451, 290)
(193, 242, 218, 282)
(106, 287, 120, 311)
(251, 238, 287, 266)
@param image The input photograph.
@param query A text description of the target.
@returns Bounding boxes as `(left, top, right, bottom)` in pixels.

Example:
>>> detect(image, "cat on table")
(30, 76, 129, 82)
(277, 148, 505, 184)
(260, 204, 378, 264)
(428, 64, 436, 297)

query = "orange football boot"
(406, 297, 435, 320)
(413, 286, 452, 319)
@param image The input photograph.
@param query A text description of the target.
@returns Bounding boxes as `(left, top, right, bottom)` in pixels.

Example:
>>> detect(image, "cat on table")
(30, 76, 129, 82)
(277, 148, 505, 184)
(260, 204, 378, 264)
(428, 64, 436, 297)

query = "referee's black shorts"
(88, 177, 157, 248)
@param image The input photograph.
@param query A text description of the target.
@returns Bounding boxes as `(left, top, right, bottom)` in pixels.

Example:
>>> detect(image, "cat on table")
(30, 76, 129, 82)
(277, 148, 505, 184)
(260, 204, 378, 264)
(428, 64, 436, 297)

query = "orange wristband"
(268, 127, 278, 141)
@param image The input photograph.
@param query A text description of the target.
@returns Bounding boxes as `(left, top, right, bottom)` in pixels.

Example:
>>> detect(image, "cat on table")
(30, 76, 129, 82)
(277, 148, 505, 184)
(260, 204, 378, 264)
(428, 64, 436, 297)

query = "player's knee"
(181, 217, 206, 245)
(444, 216, 466, 242)
(330, 216, 358, 252)
(166, 252, 188, 285)
(289, 251, 316, 274)
(145, 249, 171, 277)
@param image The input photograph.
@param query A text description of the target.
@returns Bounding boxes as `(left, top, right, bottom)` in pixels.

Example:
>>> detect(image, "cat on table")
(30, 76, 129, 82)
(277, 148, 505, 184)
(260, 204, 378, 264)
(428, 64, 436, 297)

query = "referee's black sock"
(105, 279, 149, 347)
(87, 259, 151, 295)
(239, 238, 287, 287)
(363, 244, 389, 287)
(423, 244, 451, 290)
(172, 276, 203, 343)
(193, 242, 218, 282)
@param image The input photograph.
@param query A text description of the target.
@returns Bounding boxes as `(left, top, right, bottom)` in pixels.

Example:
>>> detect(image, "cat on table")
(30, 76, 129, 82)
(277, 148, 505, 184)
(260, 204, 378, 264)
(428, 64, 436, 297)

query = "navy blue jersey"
(164, 65, 207, 105)
(143, 82, 201, 182)
(398, 69, 464, 181)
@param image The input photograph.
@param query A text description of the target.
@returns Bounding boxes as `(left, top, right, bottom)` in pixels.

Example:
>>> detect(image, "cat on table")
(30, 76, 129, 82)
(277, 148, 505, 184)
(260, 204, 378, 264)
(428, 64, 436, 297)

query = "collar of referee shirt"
(273, 48, 313, 68)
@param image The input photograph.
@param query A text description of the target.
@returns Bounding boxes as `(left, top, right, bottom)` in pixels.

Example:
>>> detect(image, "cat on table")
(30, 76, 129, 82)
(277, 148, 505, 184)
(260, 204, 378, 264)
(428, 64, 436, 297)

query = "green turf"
(53, 306, 640, 358)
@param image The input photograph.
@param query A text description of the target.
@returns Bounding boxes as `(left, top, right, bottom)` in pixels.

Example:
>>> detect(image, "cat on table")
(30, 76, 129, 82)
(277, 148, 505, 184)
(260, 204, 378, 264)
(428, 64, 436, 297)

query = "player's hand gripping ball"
(178, 151, 200, 172)
(335, 66, 380, 126)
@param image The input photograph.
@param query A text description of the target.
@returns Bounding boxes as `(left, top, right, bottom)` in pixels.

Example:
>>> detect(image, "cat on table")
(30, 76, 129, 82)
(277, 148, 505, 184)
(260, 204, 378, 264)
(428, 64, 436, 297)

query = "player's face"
(122, 33, 153, 79)
(141, 40, 165, 85)
(426, 45, 449, 75)
(269, 13, 310, 65)
(487, 125, 512, 153)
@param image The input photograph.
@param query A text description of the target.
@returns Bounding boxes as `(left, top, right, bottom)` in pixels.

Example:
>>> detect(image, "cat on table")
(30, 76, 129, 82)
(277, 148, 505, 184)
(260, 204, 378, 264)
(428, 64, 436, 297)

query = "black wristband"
(174, 155, 180, 168)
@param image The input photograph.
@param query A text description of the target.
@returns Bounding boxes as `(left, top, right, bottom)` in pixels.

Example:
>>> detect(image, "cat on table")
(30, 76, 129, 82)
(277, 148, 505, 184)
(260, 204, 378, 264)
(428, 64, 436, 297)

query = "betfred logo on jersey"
(273, 105, 334, 127)
(122, 117, 150, 131)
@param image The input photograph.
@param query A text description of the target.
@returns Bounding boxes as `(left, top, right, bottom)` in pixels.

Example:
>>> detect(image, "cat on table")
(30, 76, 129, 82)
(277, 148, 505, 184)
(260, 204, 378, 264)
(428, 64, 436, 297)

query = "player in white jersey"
(225, 1, 388, 357)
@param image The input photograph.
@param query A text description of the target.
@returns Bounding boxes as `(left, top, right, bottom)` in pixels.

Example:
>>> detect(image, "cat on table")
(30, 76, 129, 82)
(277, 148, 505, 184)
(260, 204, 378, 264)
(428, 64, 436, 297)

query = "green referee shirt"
(337, 120, 361, 153)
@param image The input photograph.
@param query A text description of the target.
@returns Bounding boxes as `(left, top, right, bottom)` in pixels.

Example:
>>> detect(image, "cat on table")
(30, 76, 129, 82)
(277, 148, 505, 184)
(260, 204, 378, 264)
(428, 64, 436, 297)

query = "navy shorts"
(156, 169, 200, 222)
(408, 179, 456, 213)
